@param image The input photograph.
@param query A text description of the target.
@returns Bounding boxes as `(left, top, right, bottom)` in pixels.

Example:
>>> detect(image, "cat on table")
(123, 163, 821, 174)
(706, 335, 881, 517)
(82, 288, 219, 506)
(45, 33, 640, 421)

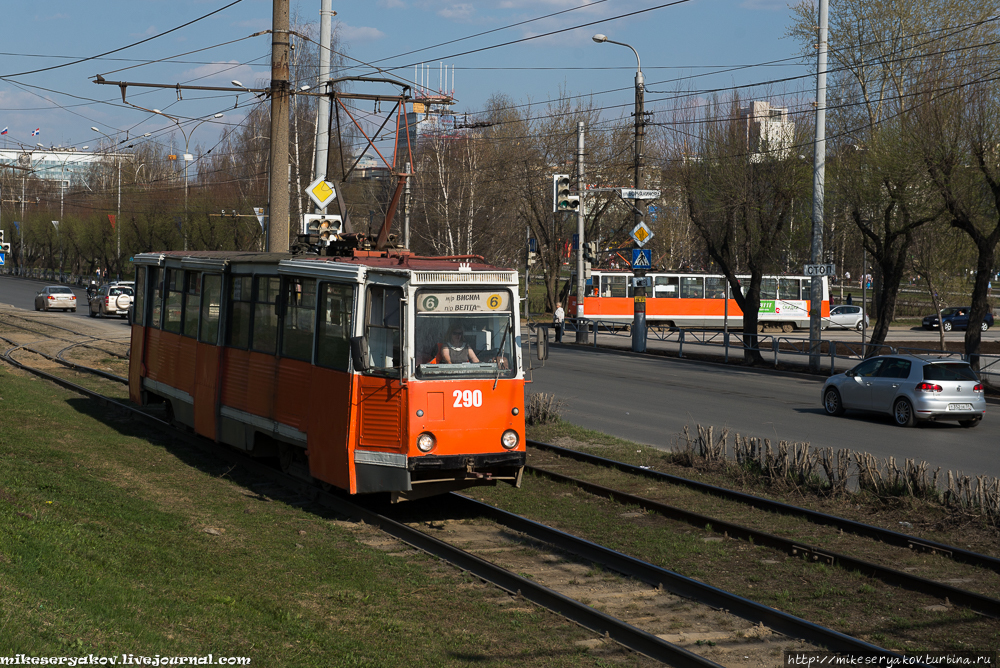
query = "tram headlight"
(417, 432, 436, 453)
(501, 430, 519, 450)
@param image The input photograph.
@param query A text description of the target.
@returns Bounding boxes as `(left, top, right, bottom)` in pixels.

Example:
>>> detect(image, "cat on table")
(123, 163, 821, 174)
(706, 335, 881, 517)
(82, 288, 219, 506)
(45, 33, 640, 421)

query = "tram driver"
(441, 327, 481, 364)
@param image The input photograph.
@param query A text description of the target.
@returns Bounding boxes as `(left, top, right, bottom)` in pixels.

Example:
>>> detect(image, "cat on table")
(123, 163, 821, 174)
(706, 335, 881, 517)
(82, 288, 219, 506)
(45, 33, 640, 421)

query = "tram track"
(525, 440, 1000, 616)
(0, 317, 913, 665)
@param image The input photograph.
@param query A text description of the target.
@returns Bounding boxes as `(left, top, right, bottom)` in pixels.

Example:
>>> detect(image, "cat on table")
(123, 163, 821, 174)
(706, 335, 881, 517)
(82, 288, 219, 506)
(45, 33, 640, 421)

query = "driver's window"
(366, 284, 402, 375)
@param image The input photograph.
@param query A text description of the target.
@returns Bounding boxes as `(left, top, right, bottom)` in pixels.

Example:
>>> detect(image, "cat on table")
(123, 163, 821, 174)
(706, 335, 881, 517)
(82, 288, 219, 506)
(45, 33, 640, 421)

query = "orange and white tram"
(568, 270, 830, 332)
(128, 250, 525, 501)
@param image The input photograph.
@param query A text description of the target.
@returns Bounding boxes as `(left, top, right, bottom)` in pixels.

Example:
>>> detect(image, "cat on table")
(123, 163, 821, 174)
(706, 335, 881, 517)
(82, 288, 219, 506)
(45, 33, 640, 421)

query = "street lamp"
(151, 110, 224, 250)
(593, 33, 647, 352)
(91, 126, 122, 264)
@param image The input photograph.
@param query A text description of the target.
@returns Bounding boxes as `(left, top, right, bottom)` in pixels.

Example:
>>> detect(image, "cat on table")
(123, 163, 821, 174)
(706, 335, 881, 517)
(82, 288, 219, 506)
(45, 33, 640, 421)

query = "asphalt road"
(526, 344, 1000, 480)
(0, 274, 132, 334)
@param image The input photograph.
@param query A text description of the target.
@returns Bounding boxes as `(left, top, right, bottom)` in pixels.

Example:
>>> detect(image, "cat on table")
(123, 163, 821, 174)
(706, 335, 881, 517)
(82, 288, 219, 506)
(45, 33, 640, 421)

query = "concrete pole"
(808, 0, 829, 370)
(404, 162, 411, 248)
(575, 121, 587, 343)
(268, 0, 291, 252)
(313, 0, 333, 208)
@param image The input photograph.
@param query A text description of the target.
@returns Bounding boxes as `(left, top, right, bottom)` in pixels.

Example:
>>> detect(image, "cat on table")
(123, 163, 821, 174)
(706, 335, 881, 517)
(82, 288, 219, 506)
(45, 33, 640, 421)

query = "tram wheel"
(781, 323, 794, 333)
(278, 443, 294, 473)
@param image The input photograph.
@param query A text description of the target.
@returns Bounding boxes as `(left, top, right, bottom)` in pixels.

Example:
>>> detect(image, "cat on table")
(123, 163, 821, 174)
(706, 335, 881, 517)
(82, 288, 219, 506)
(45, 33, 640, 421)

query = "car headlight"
(416, 432, 436, 453)
(501, 430, 519, 450)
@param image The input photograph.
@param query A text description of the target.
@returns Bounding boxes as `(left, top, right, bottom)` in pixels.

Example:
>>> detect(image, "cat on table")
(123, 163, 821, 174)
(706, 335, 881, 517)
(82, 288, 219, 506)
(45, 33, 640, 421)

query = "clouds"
(180, 61, 264, 88)
(339, 23, 386, 43)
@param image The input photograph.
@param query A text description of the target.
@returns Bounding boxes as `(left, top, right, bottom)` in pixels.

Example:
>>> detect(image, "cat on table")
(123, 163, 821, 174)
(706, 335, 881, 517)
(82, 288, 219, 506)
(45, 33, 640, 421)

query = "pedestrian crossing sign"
(631, 249, 651, 269)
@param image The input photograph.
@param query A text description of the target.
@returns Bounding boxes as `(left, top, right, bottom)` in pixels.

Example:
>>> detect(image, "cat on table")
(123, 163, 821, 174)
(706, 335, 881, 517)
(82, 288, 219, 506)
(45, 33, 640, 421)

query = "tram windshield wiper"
(493, 318, 511, 391)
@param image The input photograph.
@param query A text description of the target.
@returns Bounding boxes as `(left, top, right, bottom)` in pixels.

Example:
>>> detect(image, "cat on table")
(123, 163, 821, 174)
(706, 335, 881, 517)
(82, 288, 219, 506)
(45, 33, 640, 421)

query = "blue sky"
(0, 0, 812, 157)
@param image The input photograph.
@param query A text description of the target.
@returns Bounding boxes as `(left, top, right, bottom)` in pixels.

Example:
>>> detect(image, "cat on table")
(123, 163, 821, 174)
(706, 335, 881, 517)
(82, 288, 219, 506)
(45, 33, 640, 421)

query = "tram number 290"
(453, 389, 483, 408)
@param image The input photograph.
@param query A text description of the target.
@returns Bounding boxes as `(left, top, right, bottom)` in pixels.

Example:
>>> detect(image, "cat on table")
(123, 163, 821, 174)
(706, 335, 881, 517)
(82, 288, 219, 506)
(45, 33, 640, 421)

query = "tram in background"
(128, 250, 525, 502)
(568, 270, 830, 332)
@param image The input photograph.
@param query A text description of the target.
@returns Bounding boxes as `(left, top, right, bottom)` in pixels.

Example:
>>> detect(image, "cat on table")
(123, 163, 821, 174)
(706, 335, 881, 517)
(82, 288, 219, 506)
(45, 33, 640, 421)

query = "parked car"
(823, 305, 868, 331)
(89, 284, 134, 319)
(822, 354, 985, 428)
(922, 307, 994, 331)
(34, 286, 77, 312)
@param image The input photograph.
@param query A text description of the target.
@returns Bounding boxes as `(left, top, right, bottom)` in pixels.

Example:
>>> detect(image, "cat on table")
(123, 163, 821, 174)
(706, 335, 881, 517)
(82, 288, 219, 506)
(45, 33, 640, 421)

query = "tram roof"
(134, 250, 511, 273)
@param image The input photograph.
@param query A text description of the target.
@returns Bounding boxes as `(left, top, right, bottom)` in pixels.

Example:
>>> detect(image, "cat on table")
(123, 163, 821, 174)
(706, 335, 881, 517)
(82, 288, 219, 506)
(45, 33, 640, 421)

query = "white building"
(0, 147, 124, 187)
(739, 101, 794, 160)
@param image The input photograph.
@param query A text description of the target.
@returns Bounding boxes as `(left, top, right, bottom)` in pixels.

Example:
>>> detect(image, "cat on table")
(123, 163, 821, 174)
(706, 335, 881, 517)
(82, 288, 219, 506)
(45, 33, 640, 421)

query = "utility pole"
(312, 0, 334, 208)
(631, 51, 647, 353)
(575, 121, 587, 343)
(808, 0, 829, 370)
(268, 0, 291, 252)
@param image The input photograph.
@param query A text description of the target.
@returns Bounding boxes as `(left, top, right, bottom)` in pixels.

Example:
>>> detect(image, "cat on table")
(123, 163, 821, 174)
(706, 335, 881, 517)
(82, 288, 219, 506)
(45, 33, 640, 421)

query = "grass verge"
(0, 367, 632, 666)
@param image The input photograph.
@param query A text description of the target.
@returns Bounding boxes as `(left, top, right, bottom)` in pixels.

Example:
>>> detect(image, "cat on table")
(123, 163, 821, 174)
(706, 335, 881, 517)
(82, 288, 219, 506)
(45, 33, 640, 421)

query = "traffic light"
(303, 214, 343, 246)
(583, 241, 597, 263)
(0, 242, 10, 256)
(0, 229, 4, 244)
(552, 174, 579, 213)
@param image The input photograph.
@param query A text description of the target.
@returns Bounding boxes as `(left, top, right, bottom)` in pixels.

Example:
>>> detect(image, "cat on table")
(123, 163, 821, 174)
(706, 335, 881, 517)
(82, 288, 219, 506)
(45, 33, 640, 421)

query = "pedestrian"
(845, 293, 853, 305)
(553, 302, 565, 343)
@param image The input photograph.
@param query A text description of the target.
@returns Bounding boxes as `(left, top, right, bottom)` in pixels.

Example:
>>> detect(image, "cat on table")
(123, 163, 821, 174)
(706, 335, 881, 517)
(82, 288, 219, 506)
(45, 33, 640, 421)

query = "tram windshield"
(414, 289, 516, 380)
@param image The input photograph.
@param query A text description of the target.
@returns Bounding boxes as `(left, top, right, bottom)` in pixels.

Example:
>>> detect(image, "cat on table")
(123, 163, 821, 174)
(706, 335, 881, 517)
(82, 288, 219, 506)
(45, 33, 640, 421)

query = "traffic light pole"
(576, 121, 588, 343)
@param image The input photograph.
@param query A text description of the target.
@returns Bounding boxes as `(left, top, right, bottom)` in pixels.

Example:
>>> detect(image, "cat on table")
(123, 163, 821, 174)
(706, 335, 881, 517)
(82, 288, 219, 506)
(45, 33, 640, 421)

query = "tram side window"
(602, 275, 630, 298)
(705, 277, 727, 299)
(761, 278, 778, 300)
(779, 278, 800, 301)
(227, 276, 253, 349)
(252, 276, 281, 354)
(183, 272, 200, 338)
(366, 285, 402, 374)
(801, 280, 812, 302)
(164, 269, 185, 334)
(199, 275, 222, 344)
(680, 276, 704, 299)
(133, 268, 146, 326)
(281, 277, 316, 362)
(653, 276, 678, 298)
(317, 283, 353, 370)
(149, 267, 162, 329)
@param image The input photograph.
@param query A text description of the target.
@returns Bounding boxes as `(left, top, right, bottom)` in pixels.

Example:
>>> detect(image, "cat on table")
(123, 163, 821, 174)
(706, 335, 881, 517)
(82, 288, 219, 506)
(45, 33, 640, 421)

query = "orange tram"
(569, 270, 830, 332)
(127, 250, 525, 502)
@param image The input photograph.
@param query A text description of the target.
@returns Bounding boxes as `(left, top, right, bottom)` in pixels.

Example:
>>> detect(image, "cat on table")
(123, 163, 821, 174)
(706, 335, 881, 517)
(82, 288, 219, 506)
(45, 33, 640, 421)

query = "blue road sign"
(631, 248, 651, 269)
(0, 254, 5, 266)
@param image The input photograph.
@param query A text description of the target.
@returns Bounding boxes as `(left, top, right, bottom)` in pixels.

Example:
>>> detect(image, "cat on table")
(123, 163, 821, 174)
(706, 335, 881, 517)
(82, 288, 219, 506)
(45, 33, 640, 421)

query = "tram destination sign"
(417, 291, 510, 313)
(803, 263, 836, 277)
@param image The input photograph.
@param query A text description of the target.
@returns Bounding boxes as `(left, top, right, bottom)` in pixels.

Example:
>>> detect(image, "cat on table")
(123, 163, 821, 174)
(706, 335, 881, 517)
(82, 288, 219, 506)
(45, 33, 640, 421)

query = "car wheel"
(943, 321, 953, 332)
(893, 398, 917, 427)
(89, 308, 96, 317)
(855, 320, 864, 331)
(823, 388, 845, 416)
(981, 321, 990, 331)
(70, 308, 76, 313)
(959, 418, 981, 428)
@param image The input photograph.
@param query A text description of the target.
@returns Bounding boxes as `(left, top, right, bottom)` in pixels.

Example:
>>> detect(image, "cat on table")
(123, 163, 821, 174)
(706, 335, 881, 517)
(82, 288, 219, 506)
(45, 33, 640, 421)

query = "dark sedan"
(922, 307, 993, 332)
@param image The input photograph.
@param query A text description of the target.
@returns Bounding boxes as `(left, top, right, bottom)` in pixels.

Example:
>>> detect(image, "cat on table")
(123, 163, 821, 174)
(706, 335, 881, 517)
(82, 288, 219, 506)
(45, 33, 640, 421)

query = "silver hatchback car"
(822, 355, 985, 428)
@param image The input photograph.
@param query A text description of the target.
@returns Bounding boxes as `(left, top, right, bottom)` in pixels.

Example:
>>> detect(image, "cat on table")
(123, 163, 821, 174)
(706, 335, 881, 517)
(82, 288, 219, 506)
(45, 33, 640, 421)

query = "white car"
(34, 286, 77, 312)
(824, 305, 869, 331)
(89, 285, 134, 319)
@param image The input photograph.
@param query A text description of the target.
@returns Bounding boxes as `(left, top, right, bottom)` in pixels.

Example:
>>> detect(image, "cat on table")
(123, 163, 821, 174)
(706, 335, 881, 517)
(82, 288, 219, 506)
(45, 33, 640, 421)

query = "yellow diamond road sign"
(307, 177, 337, 209)
(631, 221, 654, 247)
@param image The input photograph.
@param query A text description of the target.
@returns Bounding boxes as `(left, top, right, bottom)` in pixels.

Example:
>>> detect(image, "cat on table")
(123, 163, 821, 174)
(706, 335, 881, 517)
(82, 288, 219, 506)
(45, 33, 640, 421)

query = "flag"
(108, 214, 116, 230)
(0, 128, 7, 135)
(31, 128, 40, 136)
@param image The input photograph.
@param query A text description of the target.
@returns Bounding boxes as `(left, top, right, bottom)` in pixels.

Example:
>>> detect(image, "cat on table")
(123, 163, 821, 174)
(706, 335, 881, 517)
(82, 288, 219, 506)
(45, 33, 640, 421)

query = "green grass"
(0, 368, 627, 666)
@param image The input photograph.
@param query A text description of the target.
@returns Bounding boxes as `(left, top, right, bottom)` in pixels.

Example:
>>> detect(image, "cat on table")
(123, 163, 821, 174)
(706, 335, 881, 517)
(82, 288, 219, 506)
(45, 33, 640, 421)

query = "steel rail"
(528, 440, 1000, 575)
(446, 494, 900, 658)
(525, 464, 1000, 617)
(0, 351, 725, 666)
